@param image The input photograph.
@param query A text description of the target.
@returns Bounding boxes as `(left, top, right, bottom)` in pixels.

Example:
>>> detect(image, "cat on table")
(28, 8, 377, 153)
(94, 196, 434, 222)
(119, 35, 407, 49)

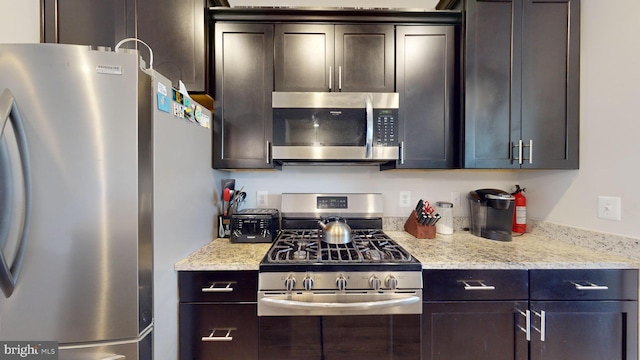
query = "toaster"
(230, 208, 280, 243)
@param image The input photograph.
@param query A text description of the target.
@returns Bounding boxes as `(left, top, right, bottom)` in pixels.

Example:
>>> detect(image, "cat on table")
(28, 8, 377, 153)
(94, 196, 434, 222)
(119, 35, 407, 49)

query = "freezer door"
(0, 44, 150, 343)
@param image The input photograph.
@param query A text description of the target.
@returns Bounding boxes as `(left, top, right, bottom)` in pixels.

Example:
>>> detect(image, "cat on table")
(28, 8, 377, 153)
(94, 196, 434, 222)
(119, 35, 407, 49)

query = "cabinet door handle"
(518, 139, 523, 165)
(328, 65, 333, 91)
(400, 141, 405, 164)
(266, 141, 271, 164)
(517, 309, 531, 341)
(201, 328, 235, 342)
(338, 66, 342, 91)
(527, 139, 533, 164)
(533, 310, 546, 342)
(460, 280, 495, 291)
(570, 280, 609, 291)
(201, 281, 235, 293)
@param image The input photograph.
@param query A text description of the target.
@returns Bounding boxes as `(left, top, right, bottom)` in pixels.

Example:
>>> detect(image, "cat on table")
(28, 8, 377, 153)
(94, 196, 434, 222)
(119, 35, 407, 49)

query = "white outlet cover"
(399, 191, 411, 207)
(597, 196, 621, 221)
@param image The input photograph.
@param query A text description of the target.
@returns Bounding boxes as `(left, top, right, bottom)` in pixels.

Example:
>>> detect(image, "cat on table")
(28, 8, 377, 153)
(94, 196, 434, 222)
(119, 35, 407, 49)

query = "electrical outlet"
(597, 196, 621, 221)
(451, 192, 461, 207)
(399, 191, 411, 208)
(257, 191, 268, 208)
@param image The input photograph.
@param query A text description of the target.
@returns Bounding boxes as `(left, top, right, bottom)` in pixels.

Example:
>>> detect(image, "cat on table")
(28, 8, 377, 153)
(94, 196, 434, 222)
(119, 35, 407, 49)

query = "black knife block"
(404, 210, 436, 239)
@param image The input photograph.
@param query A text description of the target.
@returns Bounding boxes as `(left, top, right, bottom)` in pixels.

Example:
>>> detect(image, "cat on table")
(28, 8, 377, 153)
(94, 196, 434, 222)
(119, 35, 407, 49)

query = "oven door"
(259, 314, 421, 360)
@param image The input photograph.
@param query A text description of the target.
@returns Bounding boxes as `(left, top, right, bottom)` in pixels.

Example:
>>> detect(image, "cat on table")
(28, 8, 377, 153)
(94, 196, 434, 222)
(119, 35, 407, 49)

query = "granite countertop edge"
(174, 230, 639, 271)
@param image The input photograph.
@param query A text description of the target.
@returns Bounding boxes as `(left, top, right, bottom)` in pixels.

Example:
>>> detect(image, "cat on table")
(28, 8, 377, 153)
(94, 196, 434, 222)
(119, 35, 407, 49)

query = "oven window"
(259, 315, 421, 360)
(273, 108, 366, 146)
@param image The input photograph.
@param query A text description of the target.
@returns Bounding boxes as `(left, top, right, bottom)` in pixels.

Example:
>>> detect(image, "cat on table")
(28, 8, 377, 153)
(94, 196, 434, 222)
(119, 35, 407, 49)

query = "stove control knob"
(302, 275, 314, 291)
(336, 274, 347, 291)
(284, 275, 296, 291)
(385, 275, 399, 290)
(369, 275, 382, 290)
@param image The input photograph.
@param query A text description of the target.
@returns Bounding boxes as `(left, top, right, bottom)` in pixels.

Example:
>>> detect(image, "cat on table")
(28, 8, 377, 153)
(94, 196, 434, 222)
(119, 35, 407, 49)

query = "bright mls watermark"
(0, 342, 58, 359)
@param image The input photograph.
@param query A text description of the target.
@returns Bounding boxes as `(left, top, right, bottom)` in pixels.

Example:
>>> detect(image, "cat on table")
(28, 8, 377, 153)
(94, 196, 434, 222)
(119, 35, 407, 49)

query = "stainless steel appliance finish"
(280, 192, 383, 218)
(258, 193, 422, 317)
(0, 44, 214, 359)
(271, 92, 399, 163)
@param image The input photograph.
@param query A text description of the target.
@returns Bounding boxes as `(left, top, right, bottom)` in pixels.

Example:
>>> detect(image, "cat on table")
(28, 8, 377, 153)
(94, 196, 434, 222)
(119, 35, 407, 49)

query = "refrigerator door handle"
(0, 89, 32, 298)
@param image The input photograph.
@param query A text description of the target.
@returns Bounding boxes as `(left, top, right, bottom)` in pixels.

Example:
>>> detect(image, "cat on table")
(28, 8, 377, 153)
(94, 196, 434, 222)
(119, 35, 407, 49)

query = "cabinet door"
(42, 0, 135, 49)
(334, 24, 395, 92)
(529, 300, 638, 360)
(392, 26, 457, 169)
(213, 23, 276, 169)
(137, 0, 207, 91)
(274, 24, 335, 92)
(520, 0, 579, 169)
(422, 301, 529, 360)
(464, 0, 522, 169)
(180, 303, 258, 360)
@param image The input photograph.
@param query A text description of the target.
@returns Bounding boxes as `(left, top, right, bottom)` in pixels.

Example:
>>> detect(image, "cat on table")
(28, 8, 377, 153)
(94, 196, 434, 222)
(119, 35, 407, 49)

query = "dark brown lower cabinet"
(422, 301, 529, 360)
(180, 303, 258, 360)
(529, 301, 637, 360)
(423, 269, 638, 360)
(179, 271, 258, 360)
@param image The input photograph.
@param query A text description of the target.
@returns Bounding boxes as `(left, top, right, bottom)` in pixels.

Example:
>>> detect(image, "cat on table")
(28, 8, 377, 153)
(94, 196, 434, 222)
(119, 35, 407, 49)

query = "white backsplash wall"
(226, 167, 519, 218)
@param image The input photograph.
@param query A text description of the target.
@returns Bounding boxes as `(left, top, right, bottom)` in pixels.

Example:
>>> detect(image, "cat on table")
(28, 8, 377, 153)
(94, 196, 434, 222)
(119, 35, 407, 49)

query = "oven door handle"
(260, 295, 420, 312)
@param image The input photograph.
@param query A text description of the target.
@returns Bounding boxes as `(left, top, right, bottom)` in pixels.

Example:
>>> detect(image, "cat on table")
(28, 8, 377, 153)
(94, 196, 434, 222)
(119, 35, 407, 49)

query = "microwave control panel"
(374, 109, 398, 146)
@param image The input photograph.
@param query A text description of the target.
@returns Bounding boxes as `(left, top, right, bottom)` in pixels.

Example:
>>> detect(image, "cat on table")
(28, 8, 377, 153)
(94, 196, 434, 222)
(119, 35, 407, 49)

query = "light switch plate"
(597, 196, 621, 221)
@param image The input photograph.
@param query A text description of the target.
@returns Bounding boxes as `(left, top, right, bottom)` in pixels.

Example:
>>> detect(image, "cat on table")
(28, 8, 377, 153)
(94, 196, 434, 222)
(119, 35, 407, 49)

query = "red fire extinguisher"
(512, 185, 526, 234)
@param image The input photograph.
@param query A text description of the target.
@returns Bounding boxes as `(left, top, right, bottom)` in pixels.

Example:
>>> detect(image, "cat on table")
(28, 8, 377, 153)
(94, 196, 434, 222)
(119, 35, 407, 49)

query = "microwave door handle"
(365, 95, 373, 158)
(0, 89, 32, 298)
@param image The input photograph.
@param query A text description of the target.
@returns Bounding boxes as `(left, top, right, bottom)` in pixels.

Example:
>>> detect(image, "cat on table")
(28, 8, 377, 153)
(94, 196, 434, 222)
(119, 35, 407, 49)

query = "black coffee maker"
(468, 189, 515, 241)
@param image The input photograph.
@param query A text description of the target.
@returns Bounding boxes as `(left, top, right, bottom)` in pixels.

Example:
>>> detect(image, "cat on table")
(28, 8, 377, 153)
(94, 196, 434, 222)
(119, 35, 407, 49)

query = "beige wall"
(0, 0, 39, 43)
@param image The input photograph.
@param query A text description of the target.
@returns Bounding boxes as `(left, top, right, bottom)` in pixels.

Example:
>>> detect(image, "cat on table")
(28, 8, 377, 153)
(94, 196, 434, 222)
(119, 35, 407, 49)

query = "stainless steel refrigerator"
(0, 43, 215, 359)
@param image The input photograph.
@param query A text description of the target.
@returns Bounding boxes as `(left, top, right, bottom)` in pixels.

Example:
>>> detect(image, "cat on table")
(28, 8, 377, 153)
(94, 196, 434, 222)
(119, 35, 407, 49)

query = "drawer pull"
(201, 328, 235, 342)
(460, 280, 495, 291)
(202, 281, 236, 293)
(570, 281, 609, 291)
(517, 309, 531, 341)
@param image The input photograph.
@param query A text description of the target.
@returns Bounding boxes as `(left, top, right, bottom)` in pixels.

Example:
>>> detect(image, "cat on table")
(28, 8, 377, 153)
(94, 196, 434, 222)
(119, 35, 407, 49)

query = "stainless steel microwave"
(271, 92, 399, 164)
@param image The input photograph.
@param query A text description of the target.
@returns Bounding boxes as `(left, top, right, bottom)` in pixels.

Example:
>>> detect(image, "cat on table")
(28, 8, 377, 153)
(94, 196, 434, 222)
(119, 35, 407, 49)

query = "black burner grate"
(265, 229, 414, 264)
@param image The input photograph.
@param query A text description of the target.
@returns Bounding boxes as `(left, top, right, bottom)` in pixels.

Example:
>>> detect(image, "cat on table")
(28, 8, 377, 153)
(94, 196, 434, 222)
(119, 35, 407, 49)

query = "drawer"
(530, 269, 638, 300)
(423, 269, 528, 301)
(180, 303, 258, 360)
(179, 271, 258, 303)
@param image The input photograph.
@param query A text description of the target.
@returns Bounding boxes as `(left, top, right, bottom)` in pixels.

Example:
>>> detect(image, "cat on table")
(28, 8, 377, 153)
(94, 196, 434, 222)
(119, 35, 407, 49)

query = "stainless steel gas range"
(258, 193, 422, 316)
(257, 193, 422, 359)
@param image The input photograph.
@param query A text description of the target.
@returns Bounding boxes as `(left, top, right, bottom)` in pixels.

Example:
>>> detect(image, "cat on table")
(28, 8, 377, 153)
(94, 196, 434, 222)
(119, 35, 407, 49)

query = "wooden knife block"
(404, 210, 436, 239)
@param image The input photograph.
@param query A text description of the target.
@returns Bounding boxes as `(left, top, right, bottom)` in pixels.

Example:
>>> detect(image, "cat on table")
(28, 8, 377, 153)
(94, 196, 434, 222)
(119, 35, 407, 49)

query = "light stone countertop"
(175, 230, 638, 271)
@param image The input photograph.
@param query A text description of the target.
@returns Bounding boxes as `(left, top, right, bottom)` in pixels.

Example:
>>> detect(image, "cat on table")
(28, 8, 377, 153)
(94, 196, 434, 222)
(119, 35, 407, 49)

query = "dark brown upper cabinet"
(212, 23, 277, 170)
(464, 0, 580, 169)
(382, 25, 458, 170)
(42, 0, 208, 92)
(274, 24, 395, 93)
